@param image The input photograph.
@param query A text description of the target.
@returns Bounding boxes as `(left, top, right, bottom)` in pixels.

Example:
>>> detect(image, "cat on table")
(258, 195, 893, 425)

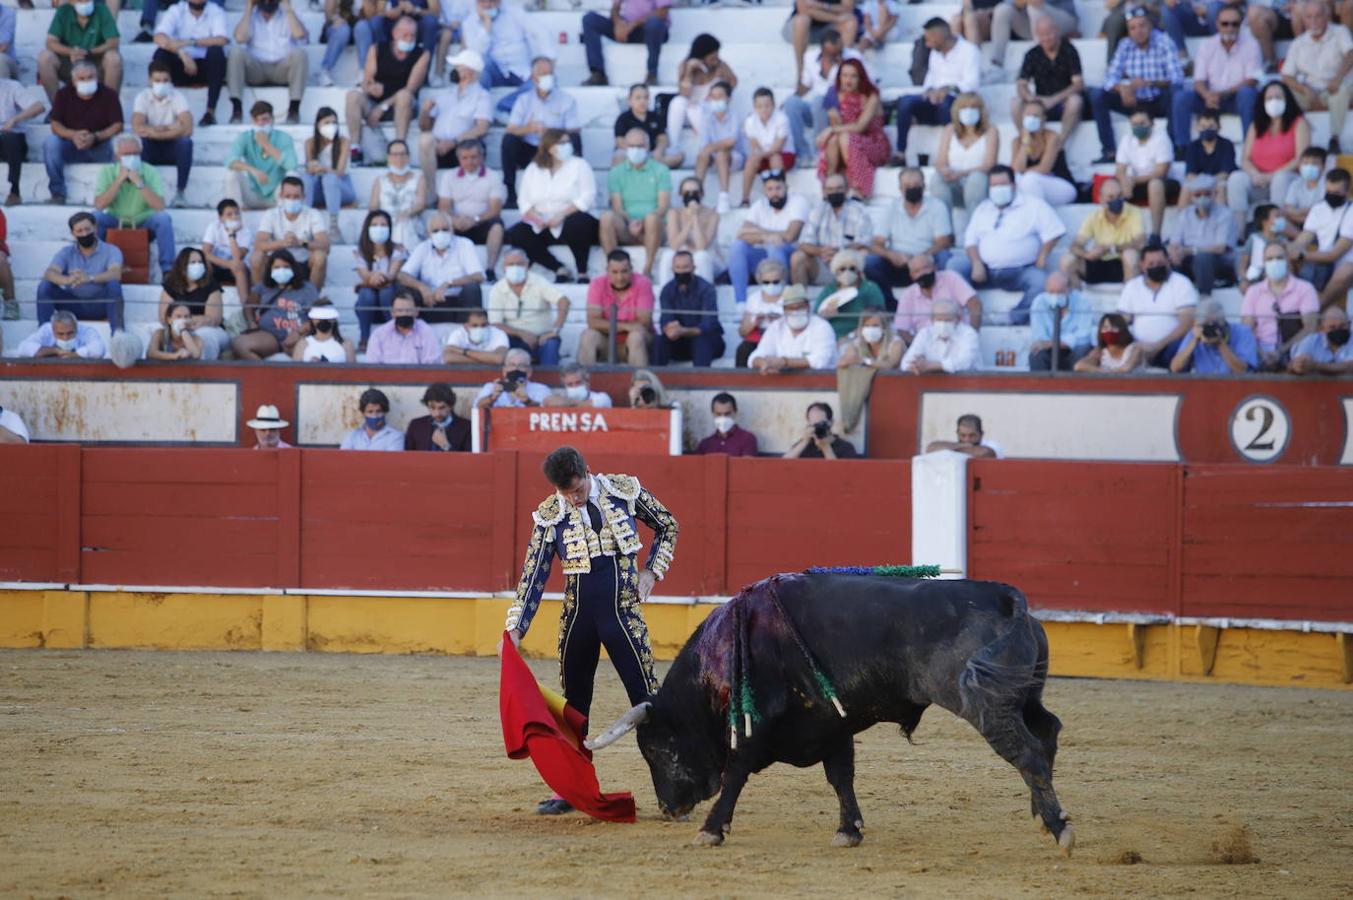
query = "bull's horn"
(584, 702, 652, 750)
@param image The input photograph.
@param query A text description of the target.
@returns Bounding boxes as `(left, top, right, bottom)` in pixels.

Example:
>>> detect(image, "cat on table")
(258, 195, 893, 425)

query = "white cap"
(446, 48, 485, 72)
(247, 404, 289, 429)
(308, 305, 339, 321)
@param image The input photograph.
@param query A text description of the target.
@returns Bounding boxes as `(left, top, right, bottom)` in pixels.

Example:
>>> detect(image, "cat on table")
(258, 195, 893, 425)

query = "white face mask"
(505, 264, 528, 284)
(836, 268, 858, 286)
(75, 79, 98, 97)
(932, 319, 955, 339)
(319, 122, 338, 140)
(151, 81, 172, 99)
(989, 184, 1014, 207)
(120, 154, 142, 171)
(707, 99, 728, 115)
(224, 218, 242, 233)
(171, 318, 189, 335)
(430, 230, 452, 250)
(861, 325, 884, 344)
(626, 146, 649, 166)
(272, 267, 294, 285)
(786, 310, 810, 329)
(713, 415, 735, 434)
(565, 384, 589, 401)
(957, 107, 981, 127)
(55, 336, 79, 351)
(75, 1, 95, 15)
(396, 39, 416, 53)
(1022, 114, 1042, 133)
(186, 261, 207, 281)
(1264, 97, 1286, 117)
(368, 225, 391, 243)
(536, 73, 555, 94)
(468, 325, 488, 344)
(551, 141, 574, 162)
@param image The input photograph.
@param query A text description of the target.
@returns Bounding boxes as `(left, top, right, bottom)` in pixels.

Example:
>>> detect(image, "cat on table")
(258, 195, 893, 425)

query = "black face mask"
(394, 315, 415, 329)
(673, 271, 693, 286)
(903, 185, 924, 204)
(1327, 192, 1347, 209)
(1199, 128, 1218, 142)
(915, 271, 936, 290)
(826, 192, 846, 209)
(1329, 326, 1351, 347)
(1107, 198, 1125, 214)
(1146, 264, 1171, 283)
(767, 194, 788, 210)
(681, 191, 702, 206)
(76, 233, 97, 248)
(315, 320, 334, 334)
(258, 1, 279, 12)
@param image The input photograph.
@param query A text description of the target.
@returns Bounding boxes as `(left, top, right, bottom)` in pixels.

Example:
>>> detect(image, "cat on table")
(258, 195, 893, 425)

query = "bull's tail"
(957, 586, 1043, 729)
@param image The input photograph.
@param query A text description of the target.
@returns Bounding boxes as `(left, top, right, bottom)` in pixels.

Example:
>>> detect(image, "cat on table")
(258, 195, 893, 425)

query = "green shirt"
(606, 159, 671, 219)
(815, 279, 887, 340)
(48, 3, 119, 50)
(95, 162, 166, 227)
(225, 129, 298, 201)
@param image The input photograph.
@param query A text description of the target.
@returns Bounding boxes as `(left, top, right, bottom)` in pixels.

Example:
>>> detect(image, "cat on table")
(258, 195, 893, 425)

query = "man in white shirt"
(0, 403, 30, 444)
(0, 79, 44, 207)
(900, 297, 979, 374)
(443, 306, 509, 364)
(1116, 109, 1178, 236)
(544, 363, 614, 408)
(894, 18, 980, 159)
(1280, 0, 1353, 154)
(398, 212, 486, 323)
(748, 285, 838, 371)
(152, 0, 229, 126)
(436, 138, 506, 274)
(16, 310, 107, 359)
(946, 165, 1066, 325)
(252, 176, 330, 288)
(227, 0, 310, 125)
(729, 171, 810, 304)
(1118, 241, 1198, 367)
(1296, 168, 1353, 305)
(474, 348, 552, 409)
(131, 59, 195, 207)
(418, 48, 493, 194)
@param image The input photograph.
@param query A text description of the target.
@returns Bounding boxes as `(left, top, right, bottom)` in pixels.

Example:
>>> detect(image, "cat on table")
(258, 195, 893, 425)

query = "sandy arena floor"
(1, 649, 1350, 898)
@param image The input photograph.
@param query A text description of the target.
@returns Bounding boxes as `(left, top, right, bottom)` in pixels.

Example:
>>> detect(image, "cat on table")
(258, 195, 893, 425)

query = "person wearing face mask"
(247, 404, 291, 449)
(929, 92, 998, 212)
(1064, 177, 1146, 285)
(345, 15, 429, 167)
(658, 176, 721, 285)
(1280, 146, 1329, 231)
(92, 134, 179, 278)
(1165, 173, 1239, 299)
(443, 307, 509, 365)
(36, 0, 123, 105)
(729, 171, 809, 305)
(131, 60, 194, 208)
(17, 309, 107, 360)
(814, 250, 887, 341)
(352, 209, 409, 349)
(694, 82, 741, 215)
(654, 251, 723, 366)
(485, 248, 568, 365)
(736, 259, 787, 367)
(1182, 108, 1239, 184)
(1230, 81, 1311, 227)
(159, 247, 228, 359)
(291, 301, 355, 363)
(1028, 270, 1094, 371)
(226, 0, 310, 126)
(504, 130, 599, 282)
(418, 49, 493, 195)
(500, 58, 580, 209)
(302, 108, 355, 236)
(253, 176, 331, 289)
(42, 60, 124, 206)
(475, 348, 552, 408)
(1241, 240, 1320, 368)
(398, 211, 486, 323)
(435, 139, 504, 275)
(791, 173, 873, 286)
(231, 249, 320, 360)
(373, 139, 428, 249)
(545, 364, 614, 409)
(1012, 99, 1076, 206)
(893, 252, 979, 345)
(224, 101, 299, 209)
(355, 0, 440, 74)
(340, 388, 405, 452)
(695, 392, 759, 456)
(1169, 8, 1260, 157)
(866, 168, 955, 294)
(150, 0, 229, 126)
(38, 212, 126, 332)
(1074, 312, 1144, 373)
(601, 129, 672, 281)
(1288, 305, 1353, 374)
(1169, 298, 1259, 374)
(1294, 167, 1353, 301)
(900, 297, 979, 374)
(1089, 8, 1184, 165)
(365, 289, 442, 364)
(464, 0, 547, 111)
(1280, 0, 1353, 155)
(1011, 17, 1086, 135)
(893, 19, 980, 162)
(1116, 241, 1199, 368)
(749, 285, 839, 372)
(665, 34, 739, 161)
(148, 300, 207, 361)
(1238, 204, 1293, 292)
(405, 384, 471, 452)
(202, 199, 254, 297)
(837, 308, 903, 370)
(613, 83, 682, 168)
(1115, 110, 1179, 237)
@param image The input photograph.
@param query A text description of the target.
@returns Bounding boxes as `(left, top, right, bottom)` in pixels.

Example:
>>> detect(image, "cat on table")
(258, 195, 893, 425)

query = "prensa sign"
(473, 407, 683, 456)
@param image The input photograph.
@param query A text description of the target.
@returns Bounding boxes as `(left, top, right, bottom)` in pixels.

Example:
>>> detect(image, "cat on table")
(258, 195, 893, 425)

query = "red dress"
(819, 90, 891, 197)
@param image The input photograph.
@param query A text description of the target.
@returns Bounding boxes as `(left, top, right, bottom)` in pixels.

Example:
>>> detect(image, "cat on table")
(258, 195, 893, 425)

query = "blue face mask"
(282, 199, 304, 216)
(365, 415, 386, 430)
(434, 415, 453, 428)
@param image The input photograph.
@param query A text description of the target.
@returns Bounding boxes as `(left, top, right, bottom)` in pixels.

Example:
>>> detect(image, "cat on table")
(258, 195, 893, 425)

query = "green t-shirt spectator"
(95, 162, 167, 227)
(49, 3, 119, 50)
(225, 129, 298, 202)
(606, 158, 671, 220)
(815, 279, 887, 340)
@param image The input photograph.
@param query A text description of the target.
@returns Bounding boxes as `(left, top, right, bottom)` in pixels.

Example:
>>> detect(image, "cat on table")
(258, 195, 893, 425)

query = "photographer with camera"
(474, 347, 551, 409)
(1168, 298, 1259, 374)
(783, 401, 859, 460)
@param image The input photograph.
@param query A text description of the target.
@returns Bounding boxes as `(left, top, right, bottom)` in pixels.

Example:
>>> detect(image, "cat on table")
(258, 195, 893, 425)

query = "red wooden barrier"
(0, 444, 78, 583)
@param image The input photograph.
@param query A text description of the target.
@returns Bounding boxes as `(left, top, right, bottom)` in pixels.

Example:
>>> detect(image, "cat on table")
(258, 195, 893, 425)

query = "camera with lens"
(812, 420, 832, 440)
(500, 370, 526, 390)
(1201, 322, 1227, 341)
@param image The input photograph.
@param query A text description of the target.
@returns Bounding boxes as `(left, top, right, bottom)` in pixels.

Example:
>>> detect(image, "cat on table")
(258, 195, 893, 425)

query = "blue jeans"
(322, 21, 353, 73)
(728, 239, 795, 304)
(355, 284, 396, 342)
(355, 14, 440, 69)
(1161, 2, 1212, 52)
(302, 171, 356, 217)
(37, 279, 125, 332)
(945, 255, 1047, 325)
(653, 331, 725, 366)
(507, 332, 562, 366)
(1090, 87, 1173, 157)
(1170, 85, 1259, 151)
(94, 210, 177, 275)
(581, 12, 668, 77)
(1178, 251, 1236, 297)
(894, 93, 954, 153)
(141, 135, 193, 193)
(43, 135, 113, 198)
(782, 94, 827, 162)
(485, 60, 528, 115)
(141, 0, 222, 28)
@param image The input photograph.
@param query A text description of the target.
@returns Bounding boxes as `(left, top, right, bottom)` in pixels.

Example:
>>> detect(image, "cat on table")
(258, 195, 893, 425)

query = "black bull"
(586, 573, 1074, 852)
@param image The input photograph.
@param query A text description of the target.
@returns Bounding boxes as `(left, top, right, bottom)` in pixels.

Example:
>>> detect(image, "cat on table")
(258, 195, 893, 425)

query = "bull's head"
(587, 700, 722, 820)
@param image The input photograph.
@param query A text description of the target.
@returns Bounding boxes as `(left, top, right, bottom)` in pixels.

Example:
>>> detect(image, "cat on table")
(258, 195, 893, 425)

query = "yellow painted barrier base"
(1, 590, 1349, 690)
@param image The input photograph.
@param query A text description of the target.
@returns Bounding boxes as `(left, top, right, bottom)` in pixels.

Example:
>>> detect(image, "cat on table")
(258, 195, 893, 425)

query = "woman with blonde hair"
(928, 92, 998, 210)
(837, 307, 904, 369)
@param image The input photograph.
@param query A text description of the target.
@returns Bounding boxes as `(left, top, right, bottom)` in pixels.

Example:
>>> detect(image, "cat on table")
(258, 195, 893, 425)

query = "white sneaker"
(317, 69, 334, 87)
(716, 191, 730, 214)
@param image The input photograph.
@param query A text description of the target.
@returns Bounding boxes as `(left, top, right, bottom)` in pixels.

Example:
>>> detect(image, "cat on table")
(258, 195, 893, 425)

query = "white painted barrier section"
(911, 451, 969, 578)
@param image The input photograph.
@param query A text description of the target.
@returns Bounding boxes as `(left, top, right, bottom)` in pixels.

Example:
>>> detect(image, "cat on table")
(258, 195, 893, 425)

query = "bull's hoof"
(694, 830, 725, 847)
(1057, 822, 1075, 857)
(832, 829, 864, 848)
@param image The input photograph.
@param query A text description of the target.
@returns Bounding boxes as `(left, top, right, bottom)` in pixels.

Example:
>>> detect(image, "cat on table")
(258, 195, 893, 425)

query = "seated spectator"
(148, 300, 207, 361)
(436, 139, 505, 277)
(1288, 306, 1353, 374)
(253, 176, 330, 289)
(1170, 8, 1260, 155)
(866, 169, 955, 295)
(202, 198, 253, 296)
(614, 83, 681, 168)
(248, 404, 291, 449)
(928, 92, 998, 211)
(356, 0, 439, 70)
(837, 308, 903, 369)
(501, 59, 580, 209)
(924, 413, 1003, 458)
(900, 297, 979, 374)
(1249, 0, 1297, 72)
(730, 171, 809, 304)
(1281, 0, 1352, 154)
(0, 207, 13, 318)
(225, 101, 299, 209)
(0, 78, 44, 206)
(398, 212, 485, 323)
(365, 288, 443, 364)
(545, 363, 614, 408)
(735, 259, 786, 367)
(666, 34, 739, 163)
(659, 176, 721, 285)
(504, 129, 599, 281)
(406, 383, 471, 452)
(818, 60, 889, 200)
(792, 173, 873, 286)
(43, 60, 124, 205)
(654, 251, 722, 366)
(152, 0, 229, 126)
(1183, 108, 1239, 186)
(302, 108, 354, 235)
(444, 306, 508, 365)
(783, 401, 858, 459)
(581, 0, 670, 87)
(1281, 146, 1328, 229)
(1028, 271, 1095, 370)
(1230, 82, 1309, 225)
(1167, 174, 1239, 298)
(893, 253, 980, 345)
(858, 0, 899, 51)
(227, 0, 309, 125)
(0, 402, 29, 443)
(894, 19, 980, 162)
(131, 60, 194, 208)
(695, 391, 758, 456)
(352, 209, 408, 349)
(1012, 99, 1076, 206)
(1295, 167, 1353, 303)
(317, 0, 359, 89)
(340, 388, 404, 451)
(93, 134, 177, 278)
(1116, 108, 1178, 236)
(1090, 8, 1183, 164)
(37, 0, 122, 105)
(1063, 178, 1146, 285)
(488, 247, 568, 364)
(783, 28, 856, 170)
(16, 309, 107, 359)
(988, 0, 1078, 82)
(748, 284, 838, 371)
(371, 139, 427, 248)
(1011, 17, 1085, 134)
(948, 165, 1065, 325)
(418, 49, 492, 195)
(1238, 203, 1292, 292)
(1118, 242, 1199, 367)
(474, 348, 552, 408)
(788, 0, 858, 88)
(0, 6, 12, 82)
(602, 128, 671, 279)
(463, 0, 550, 107)
(578, 250, 655, 366)
(815, 250, 886, 340)
(160, 246, 228, 359)
(741, 87, 794, 206)
(231, 249, 318, 360)
(694, 81, 739, 213)
(345, 15, 429, 165)
(628, 368, 670, 407)
(1242, 241, 1320, 368)
(38, 212, 124, 332)
(292, 301, 355, 363)
(1075, 312, 1145, 373)
(1169, 298, 1259, 373)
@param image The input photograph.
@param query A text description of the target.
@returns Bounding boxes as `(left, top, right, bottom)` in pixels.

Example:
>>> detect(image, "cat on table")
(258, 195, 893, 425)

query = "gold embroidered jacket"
(504, 474, 679, 635)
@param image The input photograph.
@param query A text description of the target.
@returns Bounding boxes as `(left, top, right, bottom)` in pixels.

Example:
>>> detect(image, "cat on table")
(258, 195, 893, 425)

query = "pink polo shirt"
(1240, 276, 1319, 348)
(892, 270, 978, 334)
(587, 273, 655, 323)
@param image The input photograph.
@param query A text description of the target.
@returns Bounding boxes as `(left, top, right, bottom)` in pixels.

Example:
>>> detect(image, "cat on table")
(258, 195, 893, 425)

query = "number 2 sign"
(1228, 395, 1291, 463)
